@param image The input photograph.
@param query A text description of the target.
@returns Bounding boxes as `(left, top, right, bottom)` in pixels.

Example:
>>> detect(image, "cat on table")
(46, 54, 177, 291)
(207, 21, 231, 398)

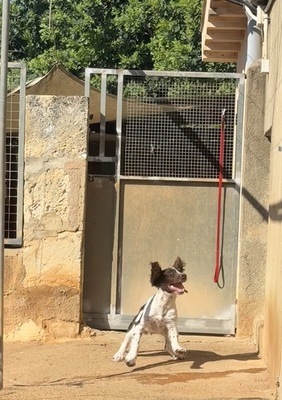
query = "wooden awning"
(201, 0, 247, 63)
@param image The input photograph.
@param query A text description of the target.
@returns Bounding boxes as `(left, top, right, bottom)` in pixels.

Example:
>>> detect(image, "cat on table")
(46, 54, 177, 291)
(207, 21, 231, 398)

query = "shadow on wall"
(243, 188, 282, 222)
(166, 110, 270, 223)
(241, 187, 269, 222)
(269, 201, 282, 221)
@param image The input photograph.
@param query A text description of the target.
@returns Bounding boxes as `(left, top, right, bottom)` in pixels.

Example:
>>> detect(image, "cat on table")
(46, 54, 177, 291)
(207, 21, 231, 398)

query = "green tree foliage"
(3, 0, 235, 79)
(8, 0, 126, 77)
(114, 0, 202, 71)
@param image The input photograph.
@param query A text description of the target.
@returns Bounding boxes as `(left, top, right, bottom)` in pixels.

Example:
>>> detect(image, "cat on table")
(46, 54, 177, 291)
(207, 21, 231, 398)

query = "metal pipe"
(225, 0, 257, 14)
(264, 0, 275, 13)
(244, 4, 258, 21)
(245, 10, 262, 70)
(0, 0, 10, 390)
(262, 11, 269, 59)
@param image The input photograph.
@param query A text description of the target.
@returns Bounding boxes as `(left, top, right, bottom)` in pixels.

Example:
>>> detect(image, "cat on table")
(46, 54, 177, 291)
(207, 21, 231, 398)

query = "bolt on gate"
(84, 69, 245, 335)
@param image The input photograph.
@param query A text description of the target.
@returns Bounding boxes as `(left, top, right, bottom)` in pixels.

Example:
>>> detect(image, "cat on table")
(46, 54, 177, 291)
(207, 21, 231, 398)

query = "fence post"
(0, 0, 10, 390)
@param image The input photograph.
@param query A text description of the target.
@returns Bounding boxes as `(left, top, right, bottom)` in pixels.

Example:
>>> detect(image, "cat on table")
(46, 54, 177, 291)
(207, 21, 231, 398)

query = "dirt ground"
(1, 331, 275, 400)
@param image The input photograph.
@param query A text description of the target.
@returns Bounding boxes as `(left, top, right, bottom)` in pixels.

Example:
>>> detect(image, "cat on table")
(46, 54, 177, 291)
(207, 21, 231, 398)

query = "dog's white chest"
(143, 291, 178, 334)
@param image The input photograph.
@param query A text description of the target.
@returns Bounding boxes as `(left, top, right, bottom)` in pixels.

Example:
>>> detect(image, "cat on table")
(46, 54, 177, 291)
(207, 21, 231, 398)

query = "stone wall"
(4, 95, 88, 340)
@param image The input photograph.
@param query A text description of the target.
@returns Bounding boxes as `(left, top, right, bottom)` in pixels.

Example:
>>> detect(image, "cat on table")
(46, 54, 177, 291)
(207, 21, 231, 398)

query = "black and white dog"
(113, 257, 188, 367)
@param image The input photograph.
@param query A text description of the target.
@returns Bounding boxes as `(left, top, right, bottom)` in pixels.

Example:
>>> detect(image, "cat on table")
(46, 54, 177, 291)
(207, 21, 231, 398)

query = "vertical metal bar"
(232, 81, 239, 180)
(0, 0, 10, 389)
(235, 76, 245, 188)
(84, 68, 91, 97)
(48, 0, 53, 29)
(115, 71, 123, 178)
(111, 70, 123, 316)
(16, 63, 26, 245)
(99, 73, 107, 157)
(232, 76, 245, 331)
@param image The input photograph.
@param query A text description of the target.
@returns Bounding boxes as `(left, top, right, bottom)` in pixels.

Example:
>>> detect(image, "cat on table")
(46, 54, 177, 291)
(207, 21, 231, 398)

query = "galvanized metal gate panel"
(118, 182, 238, 334)
(84, 69, 245, 335)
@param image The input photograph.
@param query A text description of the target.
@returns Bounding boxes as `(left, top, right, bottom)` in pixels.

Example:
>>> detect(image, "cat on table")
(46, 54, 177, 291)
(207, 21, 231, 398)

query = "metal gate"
(5, 62, 26, 246)
(84, 69, 245, 335)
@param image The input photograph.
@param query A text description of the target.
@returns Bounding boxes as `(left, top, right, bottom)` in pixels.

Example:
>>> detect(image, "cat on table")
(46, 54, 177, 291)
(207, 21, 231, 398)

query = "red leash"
(214, 109, 226, 283)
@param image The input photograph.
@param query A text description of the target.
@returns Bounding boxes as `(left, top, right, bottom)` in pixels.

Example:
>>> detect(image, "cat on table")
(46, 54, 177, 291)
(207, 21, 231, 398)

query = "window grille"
(5, 63, 26, 246)
(121, 76, 236, 179)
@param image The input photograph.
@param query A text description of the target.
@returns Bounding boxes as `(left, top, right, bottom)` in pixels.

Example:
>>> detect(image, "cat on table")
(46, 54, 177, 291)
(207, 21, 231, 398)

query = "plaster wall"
(236, 61, 270, 339)
(263, 0, 282, 394)
(4, 95, 88, 340)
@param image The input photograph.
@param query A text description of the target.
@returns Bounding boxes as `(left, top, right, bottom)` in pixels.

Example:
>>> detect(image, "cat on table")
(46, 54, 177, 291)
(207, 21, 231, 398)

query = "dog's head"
(150, 257, 187, 295)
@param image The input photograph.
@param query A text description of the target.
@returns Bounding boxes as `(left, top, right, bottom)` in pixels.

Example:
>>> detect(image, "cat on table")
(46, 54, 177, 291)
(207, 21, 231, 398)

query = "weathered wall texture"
(263, 0, 282, 395)
(236, 61, 270, 339)
(4, 95, 88, 340)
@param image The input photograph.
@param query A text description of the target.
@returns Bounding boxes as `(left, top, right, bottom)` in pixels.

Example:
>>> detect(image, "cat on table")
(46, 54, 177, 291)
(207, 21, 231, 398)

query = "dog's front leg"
(166, 323, 187, 360)
(113, 330, 132, 363)
(124, 324, 143, 367)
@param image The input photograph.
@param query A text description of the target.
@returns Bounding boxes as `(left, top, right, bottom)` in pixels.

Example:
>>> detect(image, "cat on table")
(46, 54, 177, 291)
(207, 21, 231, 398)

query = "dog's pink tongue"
(169, 283, 187, 294)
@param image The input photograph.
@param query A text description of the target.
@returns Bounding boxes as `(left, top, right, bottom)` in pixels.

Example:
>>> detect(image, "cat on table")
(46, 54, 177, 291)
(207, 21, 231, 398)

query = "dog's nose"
(181, 273, 187, 281)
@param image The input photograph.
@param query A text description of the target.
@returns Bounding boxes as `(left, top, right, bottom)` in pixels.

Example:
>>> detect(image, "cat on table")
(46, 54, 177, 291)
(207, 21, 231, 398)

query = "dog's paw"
(125, 356, 136, 367)
(174, 348, 188, 360)
(113, 352, 125, 362)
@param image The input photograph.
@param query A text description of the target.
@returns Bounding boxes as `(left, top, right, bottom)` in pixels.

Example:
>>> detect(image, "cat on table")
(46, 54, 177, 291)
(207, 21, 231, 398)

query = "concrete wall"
(263, 0, 282, 395)
(236, 61, 270, 340)
(4, 95, 88, 340)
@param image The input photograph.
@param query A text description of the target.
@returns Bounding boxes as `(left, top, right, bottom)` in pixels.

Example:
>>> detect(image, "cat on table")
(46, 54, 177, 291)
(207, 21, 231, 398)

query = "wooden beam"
(209, 5, 246, 18)
(202, 53, 238, 64)
(205, 29, 245, 42)
(203, 50, 238, 63)
(201, 0, 212, 38)
(210, 0, 244, 10)
(204, 41, 241, 51)
(201, 0, 245, 63)
(210, 0, 237, 5)
(207, 15, 247, 29)
(209, 0, 246, 17)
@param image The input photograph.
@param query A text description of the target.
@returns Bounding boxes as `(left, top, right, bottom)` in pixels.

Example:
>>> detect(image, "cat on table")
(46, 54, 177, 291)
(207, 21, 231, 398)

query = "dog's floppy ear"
(150, 261, 162, 287)
(173, 257, 185, 272)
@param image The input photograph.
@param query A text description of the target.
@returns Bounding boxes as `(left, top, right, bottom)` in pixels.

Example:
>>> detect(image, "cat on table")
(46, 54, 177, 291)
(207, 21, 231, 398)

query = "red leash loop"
(214, 109, 226, 283)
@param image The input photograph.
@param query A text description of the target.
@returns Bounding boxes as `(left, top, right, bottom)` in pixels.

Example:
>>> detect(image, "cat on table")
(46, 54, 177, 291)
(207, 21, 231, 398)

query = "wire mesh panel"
(84, 69, 243, 181)
(5, 63, 26, 246)
(5, 135, 19, 240)
(121, 76, 237, 179)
